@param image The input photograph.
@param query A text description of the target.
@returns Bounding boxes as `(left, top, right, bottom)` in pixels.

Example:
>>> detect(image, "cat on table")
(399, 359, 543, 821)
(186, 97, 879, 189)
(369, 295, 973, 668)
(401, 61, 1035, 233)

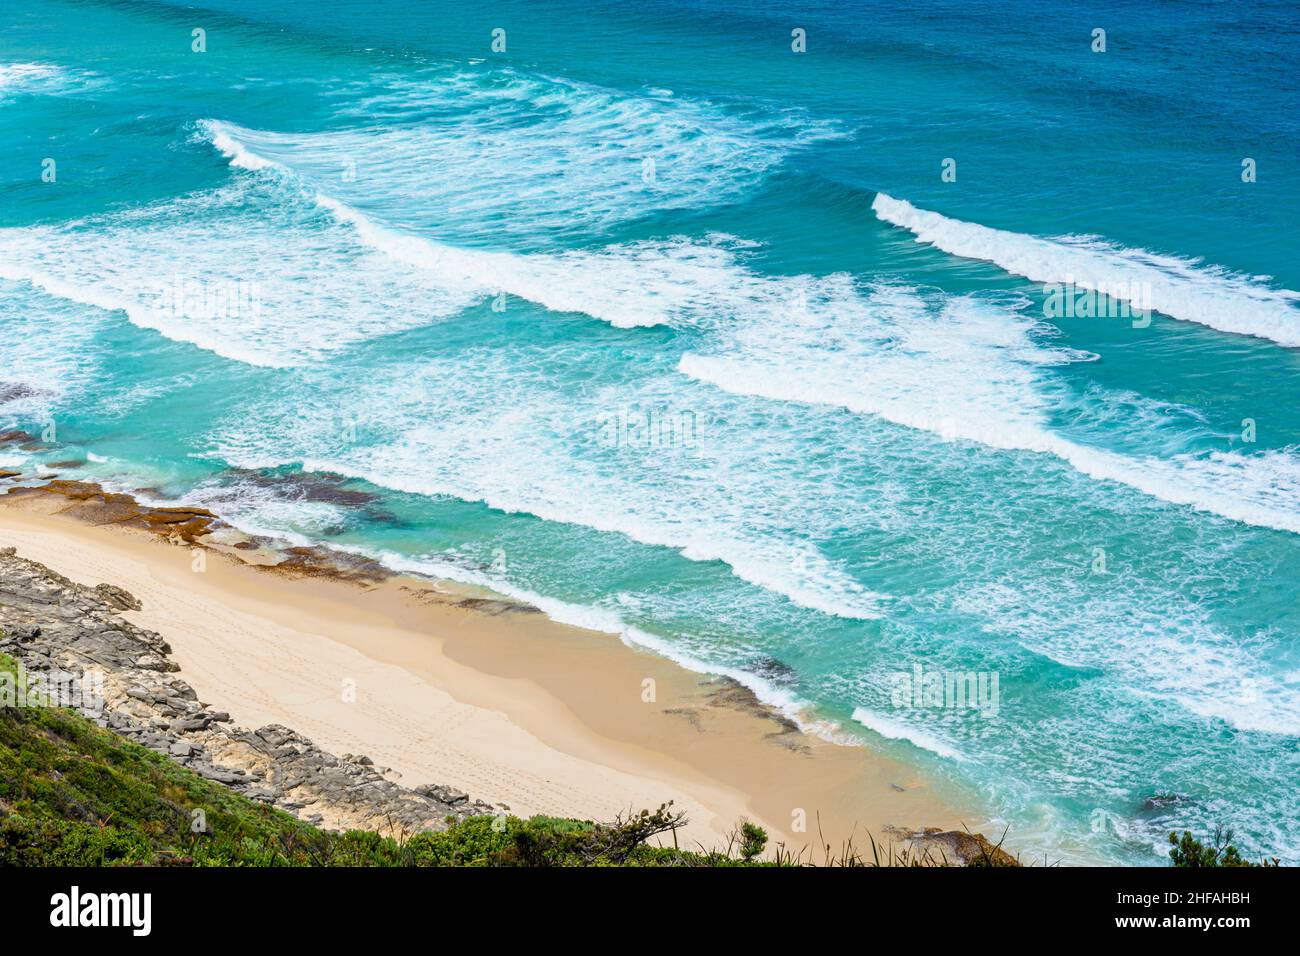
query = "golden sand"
(0, 485, 973, 852)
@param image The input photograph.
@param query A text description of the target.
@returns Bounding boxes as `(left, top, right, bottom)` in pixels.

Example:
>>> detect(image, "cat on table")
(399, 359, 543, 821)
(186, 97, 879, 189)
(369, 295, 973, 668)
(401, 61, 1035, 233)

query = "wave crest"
(872, 192, 1300, 347)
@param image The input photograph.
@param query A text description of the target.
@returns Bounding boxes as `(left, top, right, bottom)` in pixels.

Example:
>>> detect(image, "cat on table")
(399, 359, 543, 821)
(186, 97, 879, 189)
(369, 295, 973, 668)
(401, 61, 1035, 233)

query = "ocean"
(2, 0, 1298, 864)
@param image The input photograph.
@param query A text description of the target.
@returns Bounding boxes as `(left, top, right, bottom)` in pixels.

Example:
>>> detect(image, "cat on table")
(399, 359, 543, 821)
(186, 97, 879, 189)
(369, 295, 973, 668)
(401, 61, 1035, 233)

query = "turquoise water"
(3, 0, 1299, 864)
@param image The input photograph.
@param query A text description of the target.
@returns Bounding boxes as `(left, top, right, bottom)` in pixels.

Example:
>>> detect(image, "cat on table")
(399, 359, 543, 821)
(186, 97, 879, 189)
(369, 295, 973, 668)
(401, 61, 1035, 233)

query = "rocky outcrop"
(0, 480, 221, 543)
(0, 383, 42, 405)
(900, 827, 1020, 866)
(0, 546, 494, 836)
(0, 429, 41, 447)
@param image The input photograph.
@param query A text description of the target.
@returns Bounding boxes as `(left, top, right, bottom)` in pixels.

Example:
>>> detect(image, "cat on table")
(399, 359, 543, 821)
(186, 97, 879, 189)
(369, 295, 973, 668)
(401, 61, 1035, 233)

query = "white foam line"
(0, 263, 287, 369)
(201, 119, 763, 331)
(0, 63, 60, 89)
(850, 707, 965, 761)
(0, 62, 100, 101)
(872, 192, 1300, 347)
(202, 445, 886, 621)
(682, 353, 1300, 535)
(203, 119, 283, 171)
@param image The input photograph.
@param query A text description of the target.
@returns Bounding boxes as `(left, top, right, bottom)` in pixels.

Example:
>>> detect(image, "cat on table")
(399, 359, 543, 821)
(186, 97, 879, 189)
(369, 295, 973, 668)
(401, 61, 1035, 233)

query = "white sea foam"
(872, 192, 1300, 347)
(201, 66, 840, 247)
(203, 344, 892, 623)
(252, 453, 889, 622)
(692, 344, 1300, 534)
(850, 708, 965, 760)
(680, 288, 1075, 452)
(201, 115, 834, 329)
(8, 166, 1297, 541)
(0, 280, 102, 410)
(0, 62, 102, 103)
(953, 581, 1300, 736)
(678, 282, 1300, 535)
(0, 63, 61, 89)
(0, 181, 478, 367)
(668, 264, 1298, 538)
(204, 121, 279, 171)
(322, 206, 765, 329)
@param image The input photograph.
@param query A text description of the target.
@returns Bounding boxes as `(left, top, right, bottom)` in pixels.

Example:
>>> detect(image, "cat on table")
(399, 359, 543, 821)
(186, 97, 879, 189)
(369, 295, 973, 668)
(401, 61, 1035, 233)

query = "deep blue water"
(3, 0, 1299, 863)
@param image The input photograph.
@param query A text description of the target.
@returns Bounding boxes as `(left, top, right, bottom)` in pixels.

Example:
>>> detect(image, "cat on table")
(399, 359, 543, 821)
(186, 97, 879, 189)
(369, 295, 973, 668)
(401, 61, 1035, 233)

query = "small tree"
(1169, 827, 1276, 867)
(738, 821, 768, 862)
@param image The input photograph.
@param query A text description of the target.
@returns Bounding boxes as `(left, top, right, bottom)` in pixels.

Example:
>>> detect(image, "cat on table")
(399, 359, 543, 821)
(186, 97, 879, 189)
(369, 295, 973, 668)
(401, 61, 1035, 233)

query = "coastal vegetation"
(1168, 829, 1279, 868)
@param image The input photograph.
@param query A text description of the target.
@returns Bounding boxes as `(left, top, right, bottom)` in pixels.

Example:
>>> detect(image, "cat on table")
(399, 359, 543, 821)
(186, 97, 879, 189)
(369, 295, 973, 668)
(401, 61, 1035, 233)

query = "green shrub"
(1168, 828, 1278, 868)
(738, 821, 768, 861)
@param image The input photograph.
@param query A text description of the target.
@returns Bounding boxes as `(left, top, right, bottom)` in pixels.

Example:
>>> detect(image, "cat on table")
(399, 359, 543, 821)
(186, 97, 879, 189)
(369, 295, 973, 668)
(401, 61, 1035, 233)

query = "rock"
(416, 784, 469, 805)
(224, 469, 380, 507)
(194, 765, 246, 785)
(269, 546, 391, 585)
(901, 828, 1020, 867)
(0, 383, 42, 405)
(169, 740, 194, 758)
(257, 726, 294, 746)
(4, 480, 219, 542)
(454, 596, 541, 615)
(748, 655, 798, 684)
(1141, 792, 1187, 812)
(93, 583, 142, 611)
(9, 623, 41, 642)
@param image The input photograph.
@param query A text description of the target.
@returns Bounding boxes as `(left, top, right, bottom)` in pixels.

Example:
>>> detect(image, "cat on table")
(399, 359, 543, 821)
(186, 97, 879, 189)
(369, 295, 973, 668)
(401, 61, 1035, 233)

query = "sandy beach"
(0, 483, 969, 853)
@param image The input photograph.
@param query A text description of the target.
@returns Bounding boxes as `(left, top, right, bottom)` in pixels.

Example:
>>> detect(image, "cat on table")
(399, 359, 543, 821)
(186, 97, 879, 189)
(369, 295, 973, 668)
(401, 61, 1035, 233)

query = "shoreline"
(0, 477, 980, 855)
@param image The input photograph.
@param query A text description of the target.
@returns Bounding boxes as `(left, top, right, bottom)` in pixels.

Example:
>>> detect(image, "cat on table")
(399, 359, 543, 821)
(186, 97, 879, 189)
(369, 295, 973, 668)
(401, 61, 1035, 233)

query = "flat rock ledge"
(0, 546, 495, 836)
